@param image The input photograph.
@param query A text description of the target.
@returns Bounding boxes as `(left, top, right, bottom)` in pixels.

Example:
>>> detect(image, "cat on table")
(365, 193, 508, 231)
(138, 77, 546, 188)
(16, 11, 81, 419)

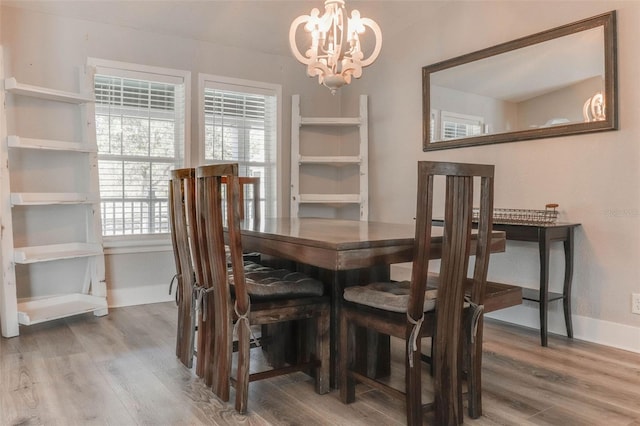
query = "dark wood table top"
(239, 218, 506, 271)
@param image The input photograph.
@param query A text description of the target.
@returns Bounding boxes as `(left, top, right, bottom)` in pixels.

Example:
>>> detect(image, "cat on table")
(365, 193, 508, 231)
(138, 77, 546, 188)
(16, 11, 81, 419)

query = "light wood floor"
(1, 302, 639, 425)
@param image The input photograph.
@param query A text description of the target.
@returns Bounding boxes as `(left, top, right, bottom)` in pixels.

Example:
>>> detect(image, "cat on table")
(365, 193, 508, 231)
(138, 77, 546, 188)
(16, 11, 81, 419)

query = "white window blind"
(95, 74, 185, 236)
(203, 86, 277, 219)
(440, 111, 484, 140)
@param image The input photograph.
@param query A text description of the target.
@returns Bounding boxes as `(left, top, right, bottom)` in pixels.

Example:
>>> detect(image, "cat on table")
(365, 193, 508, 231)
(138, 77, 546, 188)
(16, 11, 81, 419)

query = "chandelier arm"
(308, 61, 332, 81)
(358, 17, 382, 67)
(289, 15, 314, 64)
(341, 63, 361, 80)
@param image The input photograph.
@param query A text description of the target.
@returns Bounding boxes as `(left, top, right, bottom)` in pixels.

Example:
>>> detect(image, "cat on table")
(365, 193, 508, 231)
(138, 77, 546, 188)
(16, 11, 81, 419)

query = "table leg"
(563, 228, 575, 338)
(538, 229, 550, 347)
(317, 265, 391, 388)
(330, 270, 342, 388)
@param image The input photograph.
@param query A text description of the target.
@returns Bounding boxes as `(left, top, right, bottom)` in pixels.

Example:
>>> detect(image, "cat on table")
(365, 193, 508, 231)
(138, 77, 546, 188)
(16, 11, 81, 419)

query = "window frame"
(198, 74, 283, 217)
(88, 58, 191, 253)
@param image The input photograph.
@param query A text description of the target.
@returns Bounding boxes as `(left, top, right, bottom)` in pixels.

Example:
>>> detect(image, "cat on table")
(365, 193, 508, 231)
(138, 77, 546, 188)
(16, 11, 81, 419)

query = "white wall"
(517, 76, 604, 129)
(348, 1, 640, 352)
(2, 1, 639, 352)
(431, 84, 517, 135)
(0, 4, 337, 306)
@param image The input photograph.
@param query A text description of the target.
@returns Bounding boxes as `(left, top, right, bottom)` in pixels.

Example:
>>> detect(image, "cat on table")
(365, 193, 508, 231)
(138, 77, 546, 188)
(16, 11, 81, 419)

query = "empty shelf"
(5, 77, 94, 103)
(11, 192, 100, 206)
(300, 117, 361, 126)
(298, 194, 361, 203)
(521, 287, 565, 303)
(14, 243, 103, 264)
(17, 293, 108, 325)
(299, 156, 361, 165)
(7, 135, 96, 152)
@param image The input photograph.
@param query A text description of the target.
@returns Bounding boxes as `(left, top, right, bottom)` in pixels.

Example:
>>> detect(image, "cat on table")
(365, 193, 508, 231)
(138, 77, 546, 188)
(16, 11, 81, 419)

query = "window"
(90, 60, 190, 238)
(440, 111, 484, 140)
(200, 75, 280, 218)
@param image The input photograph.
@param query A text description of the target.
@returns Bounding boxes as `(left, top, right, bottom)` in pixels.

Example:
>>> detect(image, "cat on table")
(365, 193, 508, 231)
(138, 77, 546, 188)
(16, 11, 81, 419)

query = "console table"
(489, 222, 581, 346)
(434, 219, 580, 346)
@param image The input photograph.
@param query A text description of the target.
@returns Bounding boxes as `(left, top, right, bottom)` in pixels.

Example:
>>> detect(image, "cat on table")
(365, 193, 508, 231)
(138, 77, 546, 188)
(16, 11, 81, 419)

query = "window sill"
(103, 235, 173, 255)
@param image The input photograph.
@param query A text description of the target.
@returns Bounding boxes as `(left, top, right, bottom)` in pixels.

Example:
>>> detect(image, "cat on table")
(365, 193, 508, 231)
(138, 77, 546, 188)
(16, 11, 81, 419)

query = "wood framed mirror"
(422, 11, 617, 151)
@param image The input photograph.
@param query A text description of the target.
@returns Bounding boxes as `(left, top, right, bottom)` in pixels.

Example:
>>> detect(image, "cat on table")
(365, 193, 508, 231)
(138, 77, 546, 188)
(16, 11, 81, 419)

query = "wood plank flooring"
(1, 302, 639, 425)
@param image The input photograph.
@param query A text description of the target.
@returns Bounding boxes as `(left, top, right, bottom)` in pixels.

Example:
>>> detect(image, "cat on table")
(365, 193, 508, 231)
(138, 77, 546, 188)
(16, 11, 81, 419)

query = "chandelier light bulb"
(289, 0, 382, 94)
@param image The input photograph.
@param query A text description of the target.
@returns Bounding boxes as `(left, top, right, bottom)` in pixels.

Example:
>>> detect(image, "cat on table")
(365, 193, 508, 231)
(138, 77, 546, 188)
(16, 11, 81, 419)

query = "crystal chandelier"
(289, 0, 382, 94)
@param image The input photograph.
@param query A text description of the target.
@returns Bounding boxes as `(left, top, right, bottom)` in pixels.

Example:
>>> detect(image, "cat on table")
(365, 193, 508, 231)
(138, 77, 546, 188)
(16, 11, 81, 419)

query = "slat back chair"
(185, 173, 260, 386)
(340, 161, 494, 426)
(221, 176, 261, 222)
(169, 168, 212, 379)
(195, 163, 330, 413)
(169, 168, 198, 369)
(185, 174, 260, 386)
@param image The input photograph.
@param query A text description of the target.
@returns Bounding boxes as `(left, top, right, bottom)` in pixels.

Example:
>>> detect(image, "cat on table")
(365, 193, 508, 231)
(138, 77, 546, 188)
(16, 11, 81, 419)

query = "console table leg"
(563, 229, 575, 338)
(539, 230, 550, 347)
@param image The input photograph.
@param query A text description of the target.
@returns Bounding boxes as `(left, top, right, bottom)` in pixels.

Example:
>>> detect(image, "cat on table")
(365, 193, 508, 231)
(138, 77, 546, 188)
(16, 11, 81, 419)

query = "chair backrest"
(410, 161, 494, 422)
(169, 168, 197, 364)
(408, 161, 494, 320)
(169, 168, 205, 295)
(169, 168, 194, 294)
(221, 176, 261, 222)
(195, 163, 251, 331)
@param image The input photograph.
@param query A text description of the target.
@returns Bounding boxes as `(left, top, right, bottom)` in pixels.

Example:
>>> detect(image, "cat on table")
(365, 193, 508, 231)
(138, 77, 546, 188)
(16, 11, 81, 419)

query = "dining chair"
(169, 170, 265, 379)
(169, 167, 216, 380)
(221, 176, 261, 222)
(169, 168, 198, 369)
(194, 163, 330, 413)
(339, 161, 494, 425)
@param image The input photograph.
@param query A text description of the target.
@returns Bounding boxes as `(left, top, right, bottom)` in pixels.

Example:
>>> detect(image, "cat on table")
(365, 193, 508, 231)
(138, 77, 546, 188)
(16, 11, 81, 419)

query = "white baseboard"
(106, 279, 640, 355)
(487, 303, 640, 354)
(107, 283, 175, 308)
(391, 265, 640, 354)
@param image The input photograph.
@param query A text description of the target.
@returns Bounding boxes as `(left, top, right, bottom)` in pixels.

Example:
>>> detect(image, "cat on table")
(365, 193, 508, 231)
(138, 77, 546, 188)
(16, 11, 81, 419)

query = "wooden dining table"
(236, 217, 508, 385)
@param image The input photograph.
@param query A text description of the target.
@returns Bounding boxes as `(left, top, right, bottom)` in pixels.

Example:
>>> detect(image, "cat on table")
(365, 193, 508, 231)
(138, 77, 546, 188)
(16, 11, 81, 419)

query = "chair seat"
(229, 262, 324, 299)
(343, 281, 438, 313)
(224, 245, 261, 264)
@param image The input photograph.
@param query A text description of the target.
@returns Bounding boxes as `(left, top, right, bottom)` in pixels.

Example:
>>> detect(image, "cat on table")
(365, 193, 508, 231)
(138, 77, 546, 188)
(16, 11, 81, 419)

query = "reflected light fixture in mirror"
(583, 92, 606, 122)
(289, 0, 382, 94)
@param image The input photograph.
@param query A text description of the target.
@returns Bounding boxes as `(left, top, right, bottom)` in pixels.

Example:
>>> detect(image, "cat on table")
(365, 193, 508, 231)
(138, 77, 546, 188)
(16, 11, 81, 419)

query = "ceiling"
(2, 0, 423, 57)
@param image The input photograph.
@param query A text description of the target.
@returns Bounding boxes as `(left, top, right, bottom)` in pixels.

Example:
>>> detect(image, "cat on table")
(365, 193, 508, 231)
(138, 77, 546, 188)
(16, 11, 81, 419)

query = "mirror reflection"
(423, 11, 617, 151)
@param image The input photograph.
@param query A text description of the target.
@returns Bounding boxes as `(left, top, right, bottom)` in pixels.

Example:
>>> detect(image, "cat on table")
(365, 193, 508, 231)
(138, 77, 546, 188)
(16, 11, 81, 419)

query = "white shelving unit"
(0, 68, 107, 337)
(290, 94, 369, 220)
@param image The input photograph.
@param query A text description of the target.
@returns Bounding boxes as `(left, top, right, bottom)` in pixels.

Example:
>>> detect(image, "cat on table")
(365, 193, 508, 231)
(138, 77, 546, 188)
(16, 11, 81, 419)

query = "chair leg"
(212, 312, 231, 402)
(315, 306, 330, 395)
(467, 315, 484, 418)
(195, 314, 206, 378)
(405, 336, 423, 426)
(434, 324, 464, 425)
(203, 301, 216, 388)
(235, 322, 251, 414)
(430, 334, 436, 376)
(339, 312, 356, 403)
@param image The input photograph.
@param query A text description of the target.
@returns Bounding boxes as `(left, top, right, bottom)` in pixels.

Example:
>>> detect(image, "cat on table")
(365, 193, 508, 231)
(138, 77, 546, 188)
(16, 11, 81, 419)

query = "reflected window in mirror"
(440, 111, 484, 140)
